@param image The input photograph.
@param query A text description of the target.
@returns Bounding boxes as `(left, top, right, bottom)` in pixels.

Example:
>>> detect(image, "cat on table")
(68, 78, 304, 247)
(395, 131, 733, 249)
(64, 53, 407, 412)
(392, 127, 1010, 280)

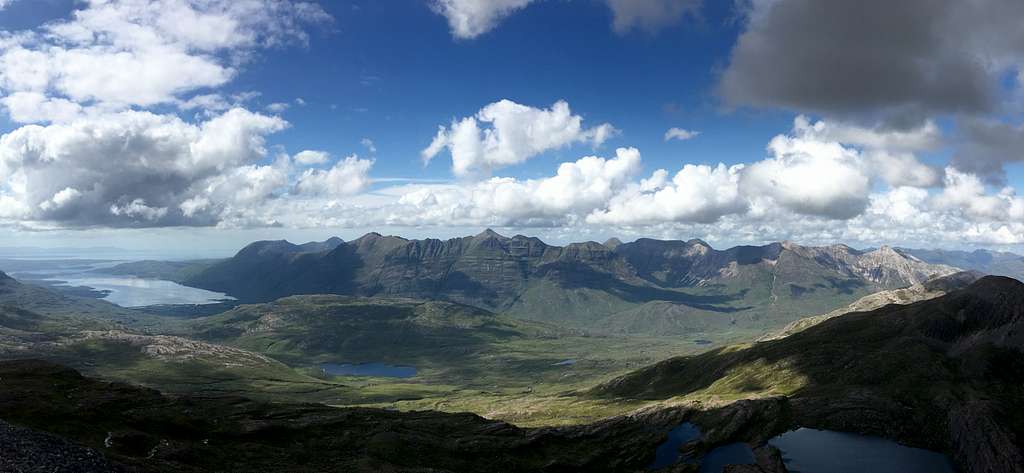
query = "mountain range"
(179, 231, 958, 335)
(1, 231, 1023, 471)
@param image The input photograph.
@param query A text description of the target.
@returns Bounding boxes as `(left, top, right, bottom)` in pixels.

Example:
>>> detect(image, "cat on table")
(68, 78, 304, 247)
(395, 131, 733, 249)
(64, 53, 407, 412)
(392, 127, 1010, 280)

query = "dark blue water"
(320, 363, 417, 378)
(698, 443, 755, 472)
(648, 422, 702, 470)
(769, 428, 957, 473)
(648, 423, 755, 472)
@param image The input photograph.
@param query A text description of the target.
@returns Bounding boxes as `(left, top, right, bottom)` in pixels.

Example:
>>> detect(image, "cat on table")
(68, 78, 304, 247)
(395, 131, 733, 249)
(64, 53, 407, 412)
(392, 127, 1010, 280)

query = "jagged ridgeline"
(181, 230, 958, 335)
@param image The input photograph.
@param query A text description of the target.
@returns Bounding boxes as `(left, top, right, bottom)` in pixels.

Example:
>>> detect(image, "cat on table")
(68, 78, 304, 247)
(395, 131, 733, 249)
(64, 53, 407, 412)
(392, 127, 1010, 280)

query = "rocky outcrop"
(73, 330, 283, 365)
(0, 420, 130, 473)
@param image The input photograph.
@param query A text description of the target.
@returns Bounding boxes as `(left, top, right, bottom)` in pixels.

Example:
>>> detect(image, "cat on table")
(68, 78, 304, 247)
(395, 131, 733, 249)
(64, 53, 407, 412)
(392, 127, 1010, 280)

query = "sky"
(1, 0, 1024, 258)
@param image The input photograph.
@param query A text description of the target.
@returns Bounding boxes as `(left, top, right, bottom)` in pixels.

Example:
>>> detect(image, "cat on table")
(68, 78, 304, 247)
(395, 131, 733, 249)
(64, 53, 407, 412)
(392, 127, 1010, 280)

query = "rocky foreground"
(1, 359, 687, 472)
(0, 359, 846, 473)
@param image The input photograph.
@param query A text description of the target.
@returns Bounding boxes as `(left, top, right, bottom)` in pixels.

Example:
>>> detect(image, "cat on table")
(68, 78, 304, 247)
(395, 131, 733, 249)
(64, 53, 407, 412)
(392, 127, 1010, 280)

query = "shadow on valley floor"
(539, 262, 753, 312)
(0, 359, 692, 473)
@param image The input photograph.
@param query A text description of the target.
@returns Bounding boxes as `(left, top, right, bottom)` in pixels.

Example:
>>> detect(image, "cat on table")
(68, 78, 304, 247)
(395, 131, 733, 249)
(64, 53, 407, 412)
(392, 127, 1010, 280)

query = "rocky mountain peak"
(826, 243, 857, 254)
(235, 239, 297, 258)
(474, 228, 507, 240)
(355, 232, 384, 241)
(603, 237, 623, 249)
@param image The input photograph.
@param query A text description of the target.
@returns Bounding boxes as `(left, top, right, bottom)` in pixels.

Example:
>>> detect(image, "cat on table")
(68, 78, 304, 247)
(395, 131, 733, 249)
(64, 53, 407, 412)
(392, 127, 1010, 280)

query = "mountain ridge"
(182, 231, 958, 334)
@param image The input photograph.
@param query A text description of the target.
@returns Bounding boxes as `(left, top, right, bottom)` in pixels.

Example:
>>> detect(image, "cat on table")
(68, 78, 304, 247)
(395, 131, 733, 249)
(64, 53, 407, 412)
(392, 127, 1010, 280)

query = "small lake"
(648, 422, 701, 470)
(647, 421, 755, 472)
(769, 428, 957, 473)
(648, 424, 955, 473)
(320, 362, 417, 378)
(5, 260, 232, 308)
(697, 443, 754, 472)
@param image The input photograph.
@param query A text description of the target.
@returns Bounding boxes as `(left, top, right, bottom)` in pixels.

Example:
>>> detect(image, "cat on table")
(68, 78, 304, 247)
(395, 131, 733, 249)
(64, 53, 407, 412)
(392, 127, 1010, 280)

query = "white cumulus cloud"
(422, 99, 618, 177)
(293, 150, 330, 166)
(399, 147, 641, 226)
(742, 127, 871, 220)
(0, 108, 288, 227)
(295, 155, 374, 197)
(429, 0, 537, 39)
(588, 163, 746, 224)
(0, 0, 331, 119)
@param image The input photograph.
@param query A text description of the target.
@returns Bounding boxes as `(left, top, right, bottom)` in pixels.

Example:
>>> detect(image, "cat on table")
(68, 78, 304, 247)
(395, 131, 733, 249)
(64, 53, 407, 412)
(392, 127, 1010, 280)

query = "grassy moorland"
(183, 295, 757, 425)
(0, 266, 967, 427)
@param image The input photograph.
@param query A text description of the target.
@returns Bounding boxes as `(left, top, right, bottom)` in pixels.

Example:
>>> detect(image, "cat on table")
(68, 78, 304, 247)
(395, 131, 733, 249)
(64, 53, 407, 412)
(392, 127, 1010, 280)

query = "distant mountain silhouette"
(903, 247, 1024, 281)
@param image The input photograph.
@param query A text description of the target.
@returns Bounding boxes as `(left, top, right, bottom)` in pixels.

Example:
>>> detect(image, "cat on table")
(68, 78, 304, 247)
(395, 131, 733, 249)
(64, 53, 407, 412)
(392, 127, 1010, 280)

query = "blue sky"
(0, 0, 790, 177)
(1, 0, 1023, 257)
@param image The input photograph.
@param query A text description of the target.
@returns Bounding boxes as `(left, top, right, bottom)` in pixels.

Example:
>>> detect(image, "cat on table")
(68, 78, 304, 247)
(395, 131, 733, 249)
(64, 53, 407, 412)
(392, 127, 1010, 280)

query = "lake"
(648, 423, 956, 472)
(320, 362, 418, 378)
(5, 259, 233, 308)
(55, 275, 233, 307)
(647, 421, 755, 472)
(698, 443, 755, 472)
(769, 428, 957, 473)
(647, 422, 701, 470)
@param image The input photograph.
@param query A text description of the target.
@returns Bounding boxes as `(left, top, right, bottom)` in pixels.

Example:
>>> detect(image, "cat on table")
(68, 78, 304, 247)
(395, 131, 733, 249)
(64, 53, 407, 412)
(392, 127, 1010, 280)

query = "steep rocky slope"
(593, 276, 1024, 473)
(759, 270, 983, 341)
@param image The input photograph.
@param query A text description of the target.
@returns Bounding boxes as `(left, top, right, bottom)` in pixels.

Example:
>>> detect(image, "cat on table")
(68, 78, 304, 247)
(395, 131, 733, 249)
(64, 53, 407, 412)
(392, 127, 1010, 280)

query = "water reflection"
(769, 428, 956, 473)
(58, 275, 233, 307)
(6, 260, 232, 307)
